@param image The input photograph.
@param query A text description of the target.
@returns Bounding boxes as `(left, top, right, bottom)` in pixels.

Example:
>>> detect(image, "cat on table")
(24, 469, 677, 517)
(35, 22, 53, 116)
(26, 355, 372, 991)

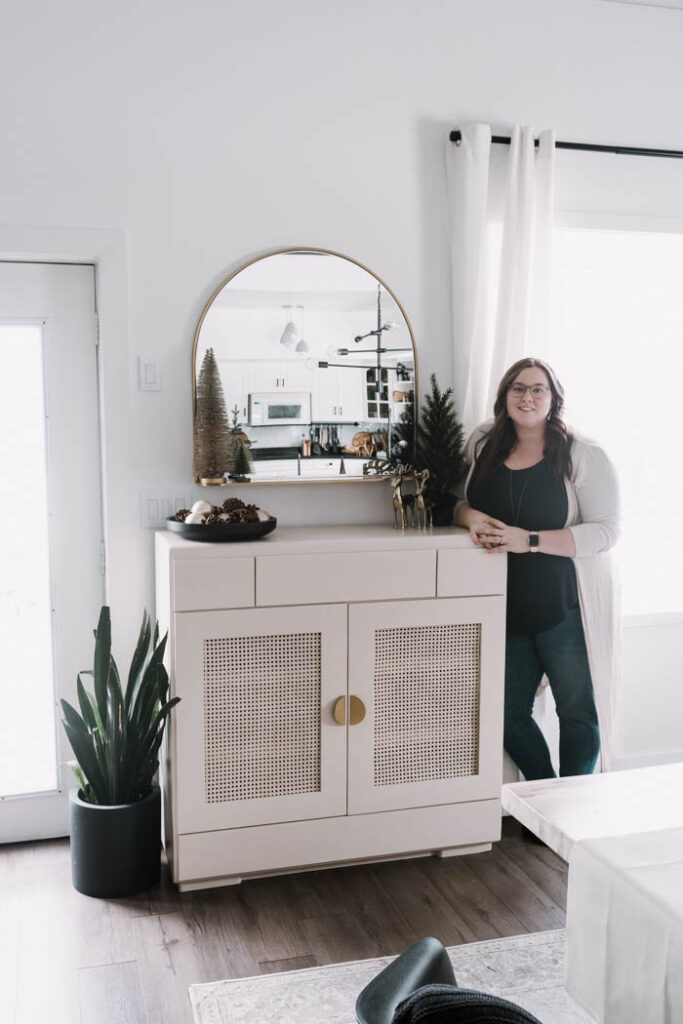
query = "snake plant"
(61, 606, 180, 805)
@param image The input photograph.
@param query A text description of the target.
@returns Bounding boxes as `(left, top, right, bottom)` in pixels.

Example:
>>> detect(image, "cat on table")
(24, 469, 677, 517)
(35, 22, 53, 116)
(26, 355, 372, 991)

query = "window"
(547, 227, 683, 615)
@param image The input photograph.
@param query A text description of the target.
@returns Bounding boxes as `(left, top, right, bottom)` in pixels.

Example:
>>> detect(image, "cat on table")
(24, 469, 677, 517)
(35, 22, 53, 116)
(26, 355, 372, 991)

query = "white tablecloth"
(566, 827, 683, 1023)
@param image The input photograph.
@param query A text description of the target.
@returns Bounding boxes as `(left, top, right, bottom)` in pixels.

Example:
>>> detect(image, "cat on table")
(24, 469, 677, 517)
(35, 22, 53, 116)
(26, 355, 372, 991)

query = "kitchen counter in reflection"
(253, 447, 366, 461)
(249, 456, 370, 481)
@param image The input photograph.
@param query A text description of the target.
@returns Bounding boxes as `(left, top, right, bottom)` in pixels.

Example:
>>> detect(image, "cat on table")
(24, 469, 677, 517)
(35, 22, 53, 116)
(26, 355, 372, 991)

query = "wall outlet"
(141, 491, 194, 528)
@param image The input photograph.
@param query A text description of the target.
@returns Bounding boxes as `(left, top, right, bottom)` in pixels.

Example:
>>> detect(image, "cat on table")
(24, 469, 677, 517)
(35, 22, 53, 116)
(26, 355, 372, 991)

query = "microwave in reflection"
(248, 392, 311, 426)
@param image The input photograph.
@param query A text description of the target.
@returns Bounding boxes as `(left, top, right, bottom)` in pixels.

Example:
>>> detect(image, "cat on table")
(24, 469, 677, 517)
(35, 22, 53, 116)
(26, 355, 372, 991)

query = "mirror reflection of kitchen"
(193, 249, 416, 484)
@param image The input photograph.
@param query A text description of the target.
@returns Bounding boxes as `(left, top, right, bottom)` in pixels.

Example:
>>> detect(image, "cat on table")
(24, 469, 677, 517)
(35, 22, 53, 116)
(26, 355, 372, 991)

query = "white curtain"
(447, 123, 555, 431)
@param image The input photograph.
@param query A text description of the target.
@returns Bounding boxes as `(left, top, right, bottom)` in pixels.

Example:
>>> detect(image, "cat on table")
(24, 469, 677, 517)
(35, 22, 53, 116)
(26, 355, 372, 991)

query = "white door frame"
(0, 270, 102, 838)
(0, 226, 131, 839)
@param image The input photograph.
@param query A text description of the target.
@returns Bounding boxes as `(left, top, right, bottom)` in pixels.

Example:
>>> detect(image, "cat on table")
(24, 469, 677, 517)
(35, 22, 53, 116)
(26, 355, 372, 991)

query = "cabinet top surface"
(156, 523, 477, 559)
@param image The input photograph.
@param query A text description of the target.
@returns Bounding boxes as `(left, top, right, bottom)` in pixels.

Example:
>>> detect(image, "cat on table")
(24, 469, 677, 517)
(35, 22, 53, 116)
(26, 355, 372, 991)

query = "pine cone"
(222, 497, 247, 513)
(205, 513, 220, 524)
(232, 506, 259, 523)
(174, 509, 191, 522)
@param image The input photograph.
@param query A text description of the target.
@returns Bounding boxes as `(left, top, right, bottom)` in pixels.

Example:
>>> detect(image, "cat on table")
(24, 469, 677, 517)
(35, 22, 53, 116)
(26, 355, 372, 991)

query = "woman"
(455, 357, 620, 780)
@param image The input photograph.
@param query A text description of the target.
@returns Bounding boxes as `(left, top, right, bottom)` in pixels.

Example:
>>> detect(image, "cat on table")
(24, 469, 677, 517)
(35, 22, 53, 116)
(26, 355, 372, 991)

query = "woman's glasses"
(508, 384, 550, 398)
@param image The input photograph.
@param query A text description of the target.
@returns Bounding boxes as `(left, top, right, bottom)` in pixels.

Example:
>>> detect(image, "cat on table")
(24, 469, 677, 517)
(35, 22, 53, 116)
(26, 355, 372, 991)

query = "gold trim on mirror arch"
(191, 246, 419, 487)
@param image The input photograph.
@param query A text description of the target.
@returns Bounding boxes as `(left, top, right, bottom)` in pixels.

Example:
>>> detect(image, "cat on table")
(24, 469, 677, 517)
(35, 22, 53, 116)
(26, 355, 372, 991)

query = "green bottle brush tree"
(394, 374, 465, 526)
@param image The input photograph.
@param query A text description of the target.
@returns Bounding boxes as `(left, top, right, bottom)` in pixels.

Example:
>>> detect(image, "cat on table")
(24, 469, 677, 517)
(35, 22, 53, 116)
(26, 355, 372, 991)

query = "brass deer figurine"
(391, 464, 416, 530)
(414, 468, 432, 530)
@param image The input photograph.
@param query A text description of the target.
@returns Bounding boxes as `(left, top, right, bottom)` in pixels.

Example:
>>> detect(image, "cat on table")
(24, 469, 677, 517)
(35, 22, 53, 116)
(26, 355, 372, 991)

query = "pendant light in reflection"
(280, 305, 298, 348)
(295, 304, 309, 353)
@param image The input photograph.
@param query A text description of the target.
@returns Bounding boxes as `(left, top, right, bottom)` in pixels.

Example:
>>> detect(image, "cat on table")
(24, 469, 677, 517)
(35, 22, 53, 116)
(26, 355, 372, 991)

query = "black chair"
(355, 937, 542, 1024)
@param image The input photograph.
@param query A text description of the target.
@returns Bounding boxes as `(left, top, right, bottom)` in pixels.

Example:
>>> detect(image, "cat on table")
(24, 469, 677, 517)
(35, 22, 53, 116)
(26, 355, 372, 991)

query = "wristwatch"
(528, 532, 540, 553)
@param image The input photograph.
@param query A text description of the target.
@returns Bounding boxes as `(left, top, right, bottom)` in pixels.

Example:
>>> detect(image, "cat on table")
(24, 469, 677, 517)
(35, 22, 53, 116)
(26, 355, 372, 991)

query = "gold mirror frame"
(191, 246, 418, 486)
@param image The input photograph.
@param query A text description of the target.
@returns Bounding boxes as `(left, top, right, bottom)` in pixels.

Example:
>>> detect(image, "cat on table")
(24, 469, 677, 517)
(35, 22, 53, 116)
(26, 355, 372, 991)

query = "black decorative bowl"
(166, 517, 277, 543)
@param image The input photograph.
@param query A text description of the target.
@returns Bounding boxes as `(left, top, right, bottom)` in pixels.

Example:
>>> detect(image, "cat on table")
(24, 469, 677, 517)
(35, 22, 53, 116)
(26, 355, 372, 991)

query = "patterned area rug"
(190, 929, 595, 1024)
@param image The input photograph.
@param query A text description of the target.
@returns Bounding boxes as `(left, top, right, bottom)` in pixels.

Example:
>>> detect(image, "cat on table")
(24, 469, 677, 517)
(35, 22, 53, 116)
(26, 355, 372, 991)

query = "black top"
(467, 459, 578, 635)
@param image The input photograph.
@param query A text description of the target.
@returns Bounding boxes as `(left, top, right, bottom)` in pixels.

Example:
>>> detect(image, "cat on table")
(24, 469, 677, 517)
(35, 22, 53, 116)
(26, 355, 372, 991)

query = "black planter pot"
(69, 786, 161, 898)
(431, 493, 457, 527)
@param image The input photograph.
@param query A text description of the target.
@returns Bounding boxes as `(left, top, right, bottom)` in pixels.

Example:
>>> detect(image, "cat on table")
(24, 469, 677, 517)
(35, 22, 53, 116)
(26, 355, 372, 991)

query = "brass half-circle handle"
(333, 695, 366, 725)
(349, 695, 366, 725)
(333, 696, 346, 725)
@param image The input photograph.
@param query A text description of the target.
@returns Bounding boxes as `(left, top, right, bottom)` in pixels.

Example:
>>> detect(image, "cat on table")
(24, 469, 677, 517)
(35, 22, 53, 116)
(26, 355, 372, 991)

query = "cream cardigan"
(458, 423, 622, 767)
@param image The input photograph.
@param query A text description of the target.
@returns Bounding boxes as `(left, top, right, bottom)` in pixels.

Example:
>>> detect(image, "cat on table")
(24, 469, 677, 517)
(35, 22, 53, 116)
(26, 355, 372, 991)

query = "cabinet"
(311, 366, 364, 421)
(156, 525, 507, 890)
(364, 367, 390, 420)
(337, 366, 365, 420)
(247, 359, 312, 393)
(173, 604, 347, 833)
(215, 359, 314, 422)
(217, 359, 364, 425)
(364, 371, 415, 423)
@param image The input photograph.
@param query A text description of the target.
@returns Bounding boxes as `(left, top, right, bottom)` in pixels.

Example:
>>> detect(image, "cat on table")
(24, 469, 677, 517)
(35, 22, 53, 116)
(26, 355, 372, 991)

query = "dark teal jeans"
(504, 606, 600, 780)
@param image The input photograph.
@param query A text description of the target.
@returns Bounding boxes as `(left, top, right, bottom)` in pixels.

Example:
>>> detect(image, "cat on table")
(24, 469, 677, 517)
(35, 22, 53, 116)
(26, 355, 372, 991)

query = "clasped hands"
(467, 510, 530, 554)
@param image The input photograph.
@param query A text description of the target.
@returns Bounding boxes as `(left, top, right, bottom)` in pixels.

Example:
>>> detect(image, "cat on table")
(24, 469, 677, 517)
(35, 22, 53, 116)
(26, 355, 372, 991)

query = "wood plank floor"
(0, 818, 567, 1024)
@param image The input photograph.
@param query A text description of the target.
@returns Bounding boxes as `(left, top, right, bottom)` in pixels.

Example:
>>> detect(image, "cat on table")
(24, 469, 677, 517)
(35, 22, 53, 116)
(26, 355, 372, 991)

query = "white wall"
(2, 0, 682, 756)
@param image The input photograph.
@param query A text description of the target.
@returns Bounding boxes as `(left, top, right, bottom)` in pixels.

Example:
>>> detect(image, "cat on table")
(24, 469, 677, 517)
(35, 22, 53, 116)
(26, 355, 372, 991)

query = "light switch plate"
(138, 356, 161, 391)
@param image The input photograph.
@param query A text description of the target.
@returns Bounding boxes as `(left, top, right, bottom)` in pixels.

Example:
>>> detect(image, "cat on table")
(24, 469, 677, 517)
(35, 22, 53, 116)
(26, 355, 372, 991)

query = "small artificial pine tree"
(194, 348, 231, 481)
(227, 405, 250, 476)
(415, 374, 465, 525)
(230, 437, 253, 481)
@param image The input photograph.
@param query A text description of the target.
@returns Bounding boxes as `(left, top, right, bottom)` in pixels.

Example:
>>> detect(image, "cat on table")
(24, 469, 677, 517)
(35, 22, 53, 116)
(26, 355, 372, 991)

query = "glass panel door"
(0, 324, 57, 797)
(0, 263, 102, 842)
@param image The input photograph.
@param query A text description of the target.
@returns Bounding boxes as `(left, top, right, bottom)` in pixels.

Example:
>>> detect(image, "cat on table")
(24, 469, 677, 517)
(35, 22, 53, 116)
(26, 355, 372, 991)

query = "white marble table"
(501, 762, 683, 861)
(566, 826, 683, 1023)
(503, 764, 683, 1023)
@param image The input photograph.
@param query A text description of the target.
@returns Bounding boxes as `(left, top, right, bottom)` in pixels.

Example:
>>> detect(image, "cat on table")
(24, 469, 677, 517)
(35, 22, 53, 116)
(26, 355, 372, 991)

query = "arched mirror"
(192, 248, 417, 484)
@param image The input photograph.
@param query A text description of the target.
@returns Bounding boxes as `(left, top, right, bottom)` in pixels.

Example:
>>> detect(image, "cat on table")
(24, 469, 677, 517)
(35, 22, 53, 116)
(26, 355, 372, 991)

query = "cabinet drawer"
(437, 548, 506, 598)
(173, 557, 254, 611)
(257, 549, 436, 606)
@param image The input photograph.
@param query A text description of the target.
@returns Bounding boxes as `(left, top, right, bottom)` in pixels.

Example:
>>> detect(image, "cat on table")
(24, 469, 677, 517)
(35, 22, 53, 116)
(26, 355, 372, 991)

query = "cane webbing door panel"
(173, 604, 347, 832)
(347, 598, 505, 814)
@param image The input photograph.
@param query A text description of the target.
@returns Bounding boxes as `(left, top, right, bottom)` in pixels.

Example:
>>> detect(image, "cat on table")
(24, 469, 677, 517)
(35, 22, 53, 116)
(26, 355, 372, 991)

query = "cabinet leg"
(178, 875, 243, 892)
(436, 843, 491, 858)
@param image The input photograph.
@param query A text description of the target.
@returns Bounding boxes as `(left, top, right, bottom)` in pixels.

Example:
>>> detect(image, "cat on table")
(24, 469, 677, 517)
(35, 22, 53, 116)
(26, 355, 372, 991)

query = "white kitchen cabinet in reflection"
(312, 365, 364, 422)
(246, 359, 313, 394)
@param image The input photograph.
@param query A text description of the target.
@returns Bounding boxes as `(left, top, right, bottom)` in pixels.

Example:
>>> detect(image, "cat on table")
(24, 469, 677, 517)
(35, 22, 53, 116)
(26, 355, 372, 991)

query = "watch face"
(529, 533, 540, 548)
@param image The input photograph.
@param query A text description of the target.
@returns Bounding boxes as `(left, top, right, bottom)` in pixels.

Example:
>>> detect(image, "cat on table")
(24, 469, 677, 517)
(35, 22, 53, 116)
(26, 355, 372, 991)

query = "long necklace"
(508, 463, 538, 526)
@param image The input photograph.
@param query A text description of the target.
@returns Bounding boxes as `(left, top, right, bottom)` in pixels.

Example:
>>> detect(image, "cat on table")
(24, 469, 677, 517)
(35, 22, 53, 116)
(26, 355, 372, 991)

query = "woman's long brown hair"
(469, 357, 573, 490)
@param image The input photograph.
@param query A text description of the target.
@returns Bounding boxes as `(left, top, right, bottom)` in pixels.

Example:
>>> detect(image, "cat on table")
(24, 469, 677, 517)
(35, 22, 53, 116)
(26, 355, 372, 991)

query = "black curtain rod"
(449, 129, 683, 160)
